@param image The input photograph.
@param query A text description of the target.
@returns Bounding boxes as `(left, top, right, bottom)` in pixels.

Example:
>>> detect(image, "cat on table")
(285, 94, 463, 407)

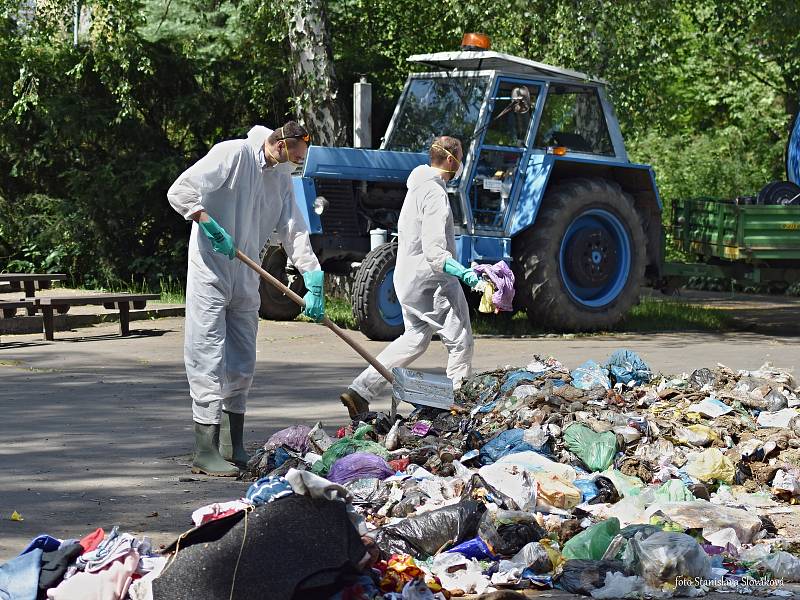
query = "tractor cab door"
(466, 78, 541, 232)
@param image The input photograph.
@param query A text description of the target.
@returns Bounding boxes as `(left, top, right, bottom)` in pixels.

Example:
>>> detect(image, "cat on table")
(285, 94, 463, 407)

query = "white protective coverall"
(350, 165, 474, 401)
(167, 126, 320, 424)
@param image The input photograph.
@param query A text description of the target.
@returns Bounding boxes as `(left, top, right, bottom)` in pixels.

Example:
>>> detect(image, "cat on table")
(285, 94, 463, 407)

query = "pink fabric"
(473, 260, 515, 311)
(191, 499, 252, 526)
(47, 550, 139, 600)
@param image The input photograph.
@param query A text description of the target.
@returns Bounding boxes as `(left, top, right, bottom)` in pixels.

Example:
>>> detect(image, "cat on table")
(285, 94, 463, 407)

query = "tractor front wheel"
(513, 178, 646, 331)
(352, 242, 405, 341)
(258, 246, 305, 321)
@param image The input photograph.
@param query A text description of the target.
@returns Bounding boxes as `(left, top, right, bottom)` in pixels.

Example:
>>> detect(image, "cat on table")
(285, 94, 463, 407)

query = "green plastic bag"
(563, 424, 617, 472)
(562, 518, 621, 560)
(653, 479, 695, 503)
(311, 425, 389, 475)
(600, 469, 645, 498)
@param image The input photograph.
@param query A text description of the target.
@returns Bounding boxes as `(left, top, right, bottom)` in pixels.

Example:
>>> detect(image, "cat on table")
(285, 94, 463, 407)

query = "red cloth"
(78, 528, 105, 554)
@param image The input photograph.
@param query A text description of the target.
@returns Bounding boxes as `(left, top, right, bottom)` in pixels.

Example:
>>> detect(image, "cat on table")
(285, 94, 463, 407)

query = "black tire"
(258, 246, 305, 321)
(757, 180, 800, 206)
(513, 178, 647, 331)
(352, 242, 405, 341)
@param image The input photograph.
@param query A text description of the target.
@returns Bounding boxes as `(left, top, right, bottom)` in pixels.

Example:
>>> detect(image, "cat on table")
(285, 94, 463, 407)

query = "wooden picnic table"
(36, 293, 160, 340)
(0, 274, 68, 314)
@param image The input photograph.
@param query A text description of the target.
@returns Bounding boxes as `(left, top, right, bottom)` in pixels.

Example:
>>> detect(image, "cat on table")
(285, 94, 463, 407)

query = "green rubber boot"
(219, 411, 250, 469)
(191, 422, 238, 477)
(340, 388, 370, 420)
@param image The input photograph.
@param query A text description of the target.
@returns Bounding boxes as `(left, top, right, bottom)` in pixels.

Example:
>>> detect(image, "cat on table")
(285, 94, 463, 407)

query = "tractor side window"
(535, 86, 614, 155)
(483, 81, 537, 147)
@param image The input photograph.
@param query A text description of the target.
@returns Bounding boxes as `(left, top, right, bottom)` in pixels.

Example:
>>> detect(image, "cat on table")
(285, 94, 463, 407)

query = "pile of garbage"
(4, 350, 800, 599)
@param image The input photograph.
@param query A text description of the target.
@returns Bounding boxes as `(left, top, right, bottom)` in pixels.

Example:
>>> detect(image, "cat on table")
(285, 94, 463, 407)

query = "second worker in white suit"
(340, 136, 481, 418)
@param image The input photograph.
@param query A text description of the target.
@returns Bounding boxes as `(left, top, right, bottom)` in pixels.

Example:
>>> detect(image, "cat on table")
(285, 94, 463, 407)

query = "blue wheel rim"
(558, 208, 631, 308)
(377, 267, 403, 326)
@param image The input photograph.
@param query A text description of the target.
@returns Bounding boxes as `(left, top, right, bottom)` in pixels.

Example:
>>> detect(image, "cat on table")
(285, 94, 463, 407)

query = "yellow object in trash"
(478, 281, 496, 313)
(10, 510, 23, 521)
(684, 448, 735, 484)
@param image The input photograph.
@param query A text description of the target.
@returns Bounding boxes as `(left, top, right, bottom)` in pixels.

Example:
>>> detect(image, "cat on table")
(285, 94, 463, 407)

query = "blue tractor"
(258, 39, 663, 339)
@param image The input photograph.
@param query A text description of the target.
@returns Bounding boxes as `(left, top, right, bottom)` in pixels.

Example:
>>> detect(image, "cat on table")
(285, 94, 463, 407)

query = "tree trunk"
(283, 0, 346, 147)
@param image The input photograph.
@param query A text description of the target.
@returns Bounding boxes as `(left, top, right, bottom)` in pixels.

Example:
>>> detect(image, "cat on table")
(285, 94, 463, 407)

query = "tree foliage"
(0, 0, 797, 284)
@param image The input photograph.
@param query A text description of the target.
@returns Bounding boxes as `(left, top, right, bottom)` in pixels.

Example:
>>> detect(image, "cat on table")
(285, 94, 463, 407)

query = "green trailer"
(661, 197, 800, 288)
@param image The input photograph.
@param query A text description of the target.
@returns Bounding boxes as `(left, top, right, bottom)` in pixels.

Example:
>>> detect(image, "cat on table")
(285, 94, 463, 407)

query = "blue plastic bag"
(446, 537, 496, 560)
(573, 479, 599, 503)
(606, 349, 652, 387)
(479, 429, 537, 465)
(500, 370, 543, 394)
(570, 360, 611, 390)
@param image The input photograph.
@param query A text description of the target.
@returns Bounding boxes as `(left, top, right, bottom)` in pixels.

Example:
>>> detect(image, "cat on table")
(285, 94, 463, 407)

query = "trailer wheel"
(757, 180, 800, 206)
(513, 178, 647, 331)
(352, 242, 405, 341)
(258, 246, 304, 321)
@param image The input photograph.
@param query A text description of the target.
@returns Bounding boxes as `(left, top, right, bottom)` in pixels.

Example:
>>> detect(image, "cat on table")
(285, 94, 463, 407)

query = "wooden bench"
(35, 293, 160, 340)
(0, 299, 36, 319)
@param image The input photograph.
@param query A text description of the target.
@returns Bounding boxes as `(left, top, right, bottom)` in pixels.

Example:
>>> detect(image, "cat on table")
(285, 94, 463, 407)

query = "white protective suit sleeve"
(420, 188, 454, 273)
(167, 141, 245, 220)
(276, 181, 321, 273)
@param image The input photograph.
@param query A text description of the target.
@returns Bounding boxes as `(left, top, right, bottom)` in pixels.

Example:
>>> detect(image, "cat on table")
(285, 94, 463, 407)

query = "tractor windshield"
(385, 76, 490, 152)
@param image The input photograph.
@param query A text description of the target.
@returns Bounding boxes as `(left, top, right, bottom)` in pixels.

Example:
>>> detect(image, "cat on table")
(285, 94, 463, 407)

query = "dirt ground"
(2, 315, 800, 595)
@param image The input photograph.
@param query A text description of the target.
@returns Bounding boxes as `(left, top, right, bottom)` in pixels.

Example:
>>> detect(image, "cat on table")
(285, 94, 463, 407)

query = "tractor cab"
(260, 35, 663, 339)
(384, 49, 628, 241)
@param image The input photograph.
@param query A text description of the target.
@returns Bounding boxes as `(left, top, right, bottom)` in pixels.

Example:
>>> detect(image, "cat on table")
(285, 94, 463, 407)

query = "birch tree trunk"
(283, 0, 346, 146)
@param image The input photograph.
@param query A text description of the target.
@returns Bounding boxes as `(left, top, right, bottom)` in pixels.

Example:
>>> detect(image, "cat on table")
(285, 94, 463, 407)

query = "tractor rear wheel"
(513, 178, 646, 331)
(352, 242, 405, 341)
(258, 246, 305, 321)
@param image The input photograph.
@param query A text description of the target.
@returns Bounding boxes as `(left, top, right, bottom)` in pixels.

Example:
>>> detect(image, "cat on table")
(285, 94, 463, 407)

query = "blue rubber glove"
(444, 258, 481, 289)
(302, 270, 325, 322)
(198, 216, 235, 259)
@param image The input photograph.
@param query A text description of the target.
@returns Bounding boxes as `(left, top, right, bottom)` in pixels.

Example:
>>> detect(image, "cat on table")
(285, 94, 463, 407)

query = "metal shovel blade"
(391, 367, 454, 410)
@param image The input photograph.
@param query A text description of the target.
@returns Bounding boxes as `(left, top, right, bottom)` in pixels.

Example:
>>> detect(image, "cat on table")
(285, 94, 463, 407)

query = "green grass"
(77, 276, 186, 304)
(615, 296, 732, 332)
(322, 295, 733, 336)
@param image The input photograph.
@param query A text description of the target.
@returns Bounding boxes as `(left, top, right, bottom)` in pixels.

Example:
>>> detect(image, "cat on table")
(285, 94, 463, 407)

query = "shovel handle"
(236, 250, 394, 384)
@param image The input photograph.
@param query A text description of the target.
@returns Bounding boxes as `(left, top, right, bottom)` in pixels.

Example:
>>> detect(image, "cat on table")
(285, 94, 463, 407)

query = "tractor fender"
(509, 155, 663, 276)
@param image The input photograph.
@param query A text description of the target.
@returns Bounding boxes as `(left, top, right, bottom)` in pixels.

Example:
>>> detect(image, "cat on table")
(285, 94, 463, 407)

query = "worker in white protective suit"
(168, 121, 325, 477)
(340, 136, 481, 418)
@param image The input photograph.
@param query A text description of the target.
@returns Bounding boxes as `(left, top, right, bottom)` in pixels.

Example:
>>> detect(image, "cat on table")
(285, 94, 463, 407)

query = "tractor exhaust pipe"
(353, 76, 372, 148)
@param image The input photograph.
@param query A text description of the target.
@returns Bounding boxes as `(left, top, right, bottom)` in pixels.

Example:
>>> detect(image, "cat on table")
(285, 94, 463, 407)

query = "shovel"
(236, 250, 454, 411)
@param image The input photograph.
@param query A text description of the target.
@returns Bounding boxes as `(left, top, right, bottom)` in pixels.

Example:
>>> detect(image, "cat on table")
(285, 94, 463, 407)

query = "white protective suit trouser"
(350, 164, 474, 402)
(350, 281, 473, 402)
(168, 126, 319, 424)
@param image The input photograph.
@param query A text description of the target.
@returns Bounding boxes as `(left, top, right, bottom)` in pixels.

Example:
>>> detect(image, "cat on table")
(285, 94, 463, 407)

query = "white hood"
(407, 164, 446, 192)
(246, 125, 272, 153)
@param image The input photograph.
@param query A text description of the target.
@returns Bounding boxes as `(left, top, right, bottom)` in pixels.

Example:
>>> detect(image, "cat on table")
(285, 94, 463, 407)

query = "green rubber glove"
(444, 258, 481, 289)
(302, 270, 325, 322)
(199, 216, 235, 259)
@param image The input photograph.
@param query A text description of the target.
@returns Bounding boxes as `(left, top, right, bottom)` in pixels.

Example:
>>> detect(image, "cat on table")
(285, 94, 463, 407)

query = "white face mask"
(453, 160, 464, 180)
(266, 142, 299, 174)
(275, 161, 298, 175)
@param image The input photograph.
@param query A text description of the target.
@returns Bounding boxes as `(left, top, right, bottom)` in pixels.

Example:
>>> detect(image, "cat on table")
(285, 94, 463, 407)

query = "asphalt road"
(1, 316, 799, 595)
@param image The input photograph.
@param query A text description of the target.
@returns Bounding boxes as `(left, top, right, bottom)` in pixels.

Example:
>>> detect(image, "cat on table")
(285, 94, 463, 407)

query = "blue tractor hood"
(302, 146, 428, 183)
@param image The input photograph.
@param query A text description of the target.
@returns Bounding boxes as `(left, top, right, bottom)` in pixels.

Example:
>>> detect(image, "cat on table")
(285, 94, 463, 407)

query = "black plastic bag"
(371, 500, 485, 559)
(588, 476, 620, 505)
(556, 559, 629, 595)
(462, 473, 519, 510)
(477, 510, 547, 557)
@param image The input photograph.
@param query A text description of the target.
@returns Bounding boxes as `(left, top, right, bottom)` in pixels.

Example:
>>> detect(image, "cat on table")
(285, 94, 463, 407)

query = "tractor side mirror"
(511, 86, 531, 113)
